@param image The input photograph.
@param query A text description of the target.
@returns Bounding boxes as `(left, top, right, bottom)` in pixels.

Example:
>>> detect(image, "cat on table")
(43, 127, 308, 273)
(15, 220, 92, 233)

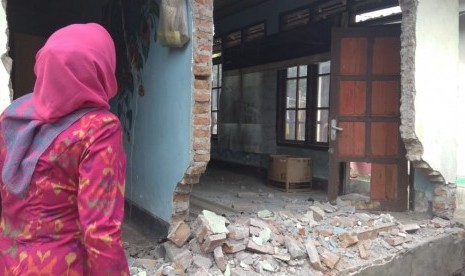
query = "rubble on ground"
(126, 198, 464, 276)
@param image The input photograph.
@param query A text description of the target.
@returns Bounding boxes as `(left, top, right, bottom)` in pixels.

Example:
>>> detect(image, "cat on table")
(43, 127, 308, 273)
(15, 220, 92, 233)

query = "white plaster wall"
(457, 3, 465, 181)
(0, 2, 10, 112)
(415, 0, 459, 183)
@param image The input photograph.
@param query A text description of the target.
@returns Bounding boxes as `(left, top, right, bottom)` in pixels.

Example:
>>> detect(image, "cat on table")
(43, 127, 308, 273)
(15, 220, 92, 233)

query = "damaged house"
(0, 0, 465, 274)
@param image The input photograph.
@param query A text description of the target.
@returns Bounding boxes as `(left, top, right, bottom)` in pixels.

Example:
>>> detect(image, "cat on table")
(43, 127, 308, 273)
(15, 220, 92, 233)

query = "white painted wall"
(0, 2, 11, 112)
(415, 0, 459, 183)
(455, 1, 465, 224)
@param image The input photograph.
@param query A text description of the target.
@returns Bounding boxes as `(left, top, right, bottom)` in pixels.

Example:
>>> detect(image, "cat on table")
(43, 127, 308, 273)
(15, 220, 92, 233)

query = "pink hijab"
(1, 23, 118, 196)
(33, 23, 117, 122)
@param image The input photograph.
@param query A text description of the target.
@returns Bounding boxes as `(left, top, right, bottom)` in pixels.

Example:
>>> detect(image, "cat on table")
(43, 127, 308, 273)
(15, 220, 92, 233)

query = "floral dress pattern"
(0, 110, 129, 275)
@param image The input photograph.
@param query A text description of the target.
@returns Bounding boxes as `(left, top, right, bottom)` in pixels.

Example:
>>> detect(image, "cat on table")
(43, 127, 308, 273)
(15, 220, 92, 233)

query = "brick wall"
(172, 0, 213, 223)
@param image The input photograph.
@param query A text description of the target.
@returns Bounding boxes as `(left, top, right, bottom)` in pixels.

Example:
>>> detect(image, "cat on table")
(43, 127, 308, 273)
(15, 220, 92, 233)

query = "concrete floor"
(191, 162, 328, 219)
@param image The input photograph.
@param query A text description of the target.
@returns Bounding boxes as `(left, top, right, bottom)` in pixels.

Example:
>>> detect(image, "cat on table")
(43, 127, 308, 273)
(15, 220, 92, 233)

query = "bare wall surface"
(414, 0, 459, 183)
(124, 0, 193, 222)
(455, 4, 465, 223)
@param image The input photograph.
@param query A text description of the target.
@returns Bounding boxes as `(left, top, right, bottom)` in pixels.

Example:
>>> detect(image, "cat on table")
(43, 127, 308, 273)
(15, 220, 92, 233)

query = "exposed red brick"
(195, 90, 210, 102)
(194, 115, 210, 126)
(194, 80, 210, 90)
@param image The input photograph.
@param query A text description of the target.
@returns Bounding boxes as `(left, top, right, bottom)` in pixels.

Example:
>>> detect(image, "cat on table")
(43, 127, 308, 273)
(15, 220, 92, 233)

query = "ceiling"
(213, 0, 270, 19)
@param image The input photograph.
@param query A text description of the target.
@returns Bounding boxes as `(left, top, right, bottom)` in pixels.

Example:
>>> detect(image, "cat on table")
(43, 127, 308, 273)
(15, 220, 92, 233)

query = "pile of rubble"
(127, 199, 464, 276)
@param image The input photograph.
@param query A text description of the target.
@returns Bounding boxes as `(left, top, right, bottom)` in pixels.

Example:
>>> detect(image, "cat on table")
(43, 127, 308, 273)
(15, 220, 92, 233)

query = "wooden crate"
(267, 155, 312, 192)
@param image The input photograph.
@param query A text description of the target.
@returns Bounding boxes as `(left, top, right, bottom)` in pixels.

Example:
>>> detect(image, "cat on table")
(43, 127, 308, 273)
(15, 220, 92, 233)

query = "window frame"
(277, 61, 331, 150)
(211, 59, 222, 138)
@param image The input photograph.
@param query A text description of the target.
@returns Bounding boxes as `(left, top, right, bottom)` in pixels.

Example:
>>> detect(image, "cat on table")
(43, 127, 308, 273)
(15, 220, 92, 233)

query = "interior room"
(192, 0, 410, 215)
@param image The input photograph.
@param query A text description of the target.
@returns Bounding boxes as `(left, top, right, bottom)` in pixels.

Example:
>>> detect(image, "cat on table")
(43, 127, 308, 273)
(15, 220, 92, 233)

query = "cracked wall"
(400, 0, 460, 217)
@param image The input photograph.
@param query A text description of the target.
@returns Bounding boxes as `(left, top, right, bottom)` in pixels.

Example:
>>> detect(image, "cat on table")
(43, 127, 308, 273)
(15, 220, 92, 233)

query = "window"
(223, 22, 265, 48)
(278, 61, 331, 148)
(211, 62, 222, 136)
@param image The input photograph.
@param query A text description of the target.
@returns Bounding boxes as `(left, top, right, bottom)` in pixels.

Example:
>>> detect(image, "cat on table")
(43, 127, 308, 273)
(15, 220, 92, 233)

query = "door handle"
(330, 119, 343, 141)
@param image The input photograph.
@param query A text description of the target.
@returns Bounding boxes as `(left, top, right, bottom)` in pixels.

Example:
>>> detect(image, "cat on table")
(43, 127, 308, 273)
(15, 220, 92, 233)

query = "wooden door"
(328, 27, 408, 211)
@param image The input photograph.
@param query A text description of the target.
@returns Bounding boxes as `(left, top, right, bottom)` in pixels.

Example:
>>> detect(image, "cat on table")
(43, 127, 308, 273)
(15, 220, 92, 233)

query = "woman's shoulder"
(75, 110, 123, 135)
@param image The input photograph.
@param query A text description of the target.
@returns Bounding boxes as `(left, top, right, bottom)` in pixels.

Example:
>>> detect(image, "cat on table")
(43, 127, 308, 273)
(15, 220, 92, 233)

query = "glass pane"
(297, 110, 306, 141)
(287, 66, 297, 78)
(319, 61, 331, 74)
(285, 110, 296, 140)
(317, 75, 330, 107)
(212, 89, 218, 110)
(286, 80, 297, 108)
(315, 110, 329, 142)
(298, 79, 307, 108)
(299, 65, 307, 77)
(212, 112, 218, 135)
(212, 64, 218, 86)
(219, 64, 222, 86)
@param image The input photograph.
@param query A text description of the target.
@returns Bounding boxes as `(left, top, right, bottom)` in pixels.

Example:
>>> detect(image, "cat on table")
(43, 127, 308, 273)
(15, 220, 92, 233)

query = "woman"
(0, 23, 129, 275)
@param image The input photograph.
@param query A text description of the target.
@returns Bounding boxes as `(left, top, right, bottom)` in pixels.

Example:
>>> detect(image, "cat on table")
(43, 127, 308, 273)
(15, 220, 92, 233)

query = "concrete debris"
(401, 223, 420, 233)
(431, 217, 451, 228)
(128, 207, 463, 276)
(309, 206, 325, 221)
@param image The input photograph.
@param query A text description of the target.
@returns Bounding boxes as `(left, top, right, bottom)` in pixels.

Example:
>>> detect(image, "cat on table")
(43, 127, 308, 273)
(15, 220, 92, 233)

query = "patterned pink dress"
(0, 110, 129, 275)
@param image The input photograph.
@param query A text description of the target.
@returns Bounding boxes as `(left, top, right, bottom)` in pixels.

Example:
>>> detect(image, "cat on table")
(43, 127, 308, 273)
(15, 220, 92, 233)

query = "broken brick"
(320, 249, 340, 269)
(200, 233, 227, 253)
(213, 246, 227, 272)
(193, 254, 213, 270)
(355, 223, 396, 241)
(249, 218, 269, 229)
(338, 232, 359, 248)
(385, 237, 405, 246)
(164, 242, 193, 270)
(246, 240, 274, 255)
(227, 224, 250, 240)
(192, 215, 211, 243)
(223, 239, 247, 254)
(317, 227, 334, 237)
(284, 236, 306, 259)
(305, 239, 323, 271)
(358, 243, 369, 259)
(167, 221, 192, 247)
(309, 206, 325, 221)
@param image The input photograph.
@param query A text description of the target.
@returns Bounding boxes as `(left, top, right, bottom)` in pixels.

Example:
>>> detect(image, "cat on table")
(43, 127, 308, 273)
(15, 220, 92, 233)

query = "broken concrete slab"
(192, 254, 213, 270)
(401, 223, 420, 233)
(309, 206, 325, 221)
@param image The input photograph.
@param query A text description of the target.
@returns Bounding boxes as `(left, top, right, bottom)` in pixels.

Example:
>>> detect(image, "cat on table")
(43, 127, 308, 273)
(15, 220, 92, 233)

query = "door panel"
(338, 122, 366, 157)
(371, 81, 400, 116)
(370, 122, 399, 157)
(329, 26, 408, 211)
(371, 164, 398, 200)
(372, 37, 401, 75)
(340, 38, 367, 75)
(339, 81, 367, 116)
